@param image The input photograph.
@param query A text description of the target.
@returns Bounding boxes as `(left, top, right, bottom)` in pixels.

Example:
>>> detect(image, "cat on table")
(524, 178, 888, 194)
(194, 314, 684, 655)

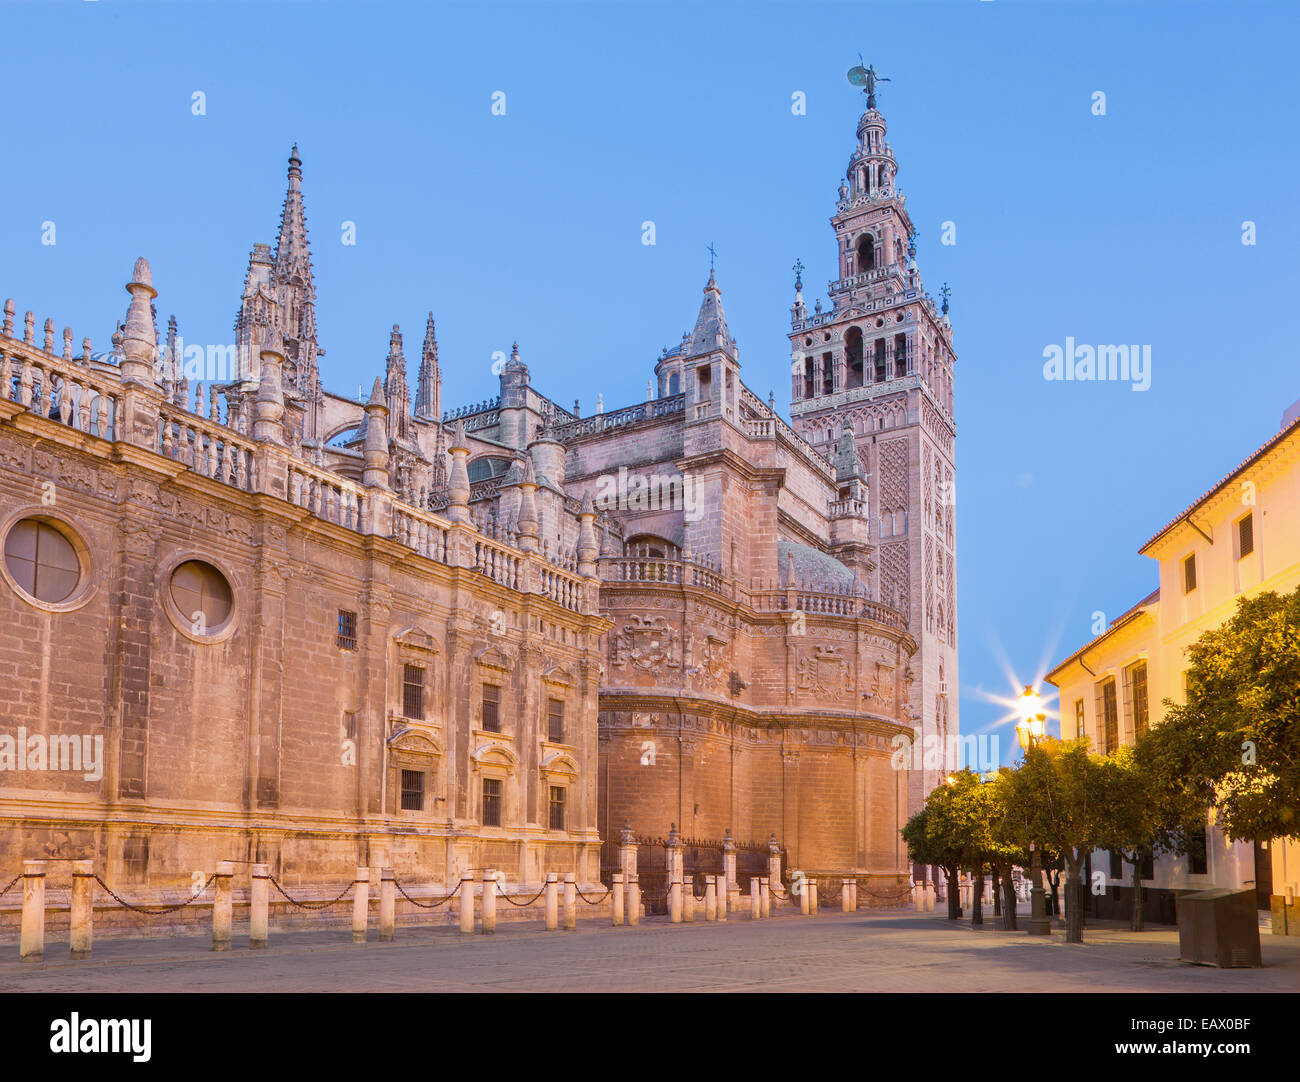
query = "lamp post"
(1015, 686, 1051, 936)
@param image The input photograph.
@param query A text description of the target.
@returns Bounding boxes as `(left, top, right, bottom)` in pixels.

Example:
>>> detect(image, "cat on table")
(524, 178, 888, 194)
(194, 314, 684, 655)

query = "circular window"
(170, 560, 233, 635)
(804, 337, 813, 347)
(875, 317, 884, 328)
(4, 518, 82, 603)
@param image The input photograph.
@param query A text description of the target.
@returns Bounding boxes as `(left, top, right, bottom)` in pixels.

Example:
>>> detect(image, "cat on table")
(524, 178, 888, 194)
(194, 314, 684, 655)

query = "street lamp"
(1016, 685, 1051, 936)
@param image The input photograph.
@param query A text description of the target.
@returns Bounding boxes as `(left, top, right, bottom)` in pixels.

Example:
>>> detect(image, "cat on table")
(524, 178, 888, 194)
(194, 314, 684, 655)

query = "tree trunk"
(1065, 859, 1084, 943)
(1130, 856, 1145, 933)
(1001, 869, 1017, 930)
(1048, 870, 1061, 917)
(972, 869, 984, 925)
(946, 865, 961, 920)
(991, 868, 1001, 917)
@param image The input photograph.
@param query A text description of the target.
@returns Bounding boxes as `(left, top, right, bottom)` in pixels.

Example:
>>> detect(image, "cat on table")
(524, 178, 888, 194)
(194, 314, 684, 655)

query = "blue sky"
(3, 0, 1297, 762)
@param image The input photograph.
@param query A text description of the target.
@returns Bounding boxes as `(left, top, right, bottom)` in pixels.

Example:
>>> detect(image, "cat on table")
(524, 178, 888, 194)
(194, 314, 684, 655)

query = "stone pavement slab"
(2, 909, 1296, 993)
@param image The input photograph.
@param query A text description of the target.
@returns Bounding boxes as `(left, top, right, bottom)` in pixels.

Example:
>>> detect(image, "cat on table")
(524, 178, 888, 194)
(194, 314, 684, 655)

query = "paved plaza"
(2, 909, 1295, 993)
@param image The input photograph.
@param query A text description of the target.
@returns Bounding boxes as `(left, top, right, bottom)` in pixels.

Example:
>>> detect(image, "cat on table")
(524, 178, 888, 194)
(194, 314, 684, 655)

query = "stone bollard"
(19, 860, 46, 962)
(841, 878, 852, 913)
(562, 873, 577, 931)
(458, 872, 475, 934)
(798, 873, 811, 916)
(250, 863, 270, 949)
(924, 881, 936, 912)
(612, 873, 624, 927)
(481, 870, 497, 935)
(627, 874, 641, 926)
(749, 879, 761, 919)
(850, 879, 858, 910)
(705, 875, 717, 921)
(810, 879, 819, 915)
(70, 860, 95, 959)
(914, 880, 925, 912)
(544, 872, 559, 930)
(380, 868, 396, 942)
(683, 875, 695, 922)
(717, 874, 727, 922)
(352, 866, 370, 943)
(760, 877, 771, 919)
(670, 874, 683, 924)
(212, 861, 234, 951)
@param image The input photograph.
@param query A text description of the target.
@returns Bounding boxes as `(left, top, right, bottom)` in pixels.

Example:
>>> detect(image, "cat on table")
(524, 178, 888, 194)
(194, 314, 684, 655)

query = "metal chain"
(497, 883, 548, 908)
(0, 874, 22, 898)
(391, 875, 459, 909)
(92, 874, 215, 915)
(267, 875, 353, 910)
(574, 883, 612, 905)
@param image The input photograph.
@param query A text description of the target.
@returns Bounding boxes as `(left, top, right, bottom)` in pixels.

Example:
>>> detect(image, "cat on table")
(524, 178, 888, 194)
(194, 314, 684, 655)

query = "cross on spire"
(707, 242, 718, 272)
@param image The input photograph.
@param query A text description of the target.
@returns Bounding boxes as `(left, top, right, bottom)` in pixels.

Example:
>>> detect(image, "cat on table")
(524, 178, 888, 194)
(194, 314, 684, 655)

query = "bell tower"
(788, 71, 959, 825)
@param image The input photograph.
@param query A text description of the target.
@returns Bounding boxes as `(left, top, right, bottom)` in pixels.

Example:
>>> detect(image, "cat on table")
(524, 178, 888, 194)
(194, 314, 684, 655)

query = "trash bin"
(1176, 889, 1262, 967)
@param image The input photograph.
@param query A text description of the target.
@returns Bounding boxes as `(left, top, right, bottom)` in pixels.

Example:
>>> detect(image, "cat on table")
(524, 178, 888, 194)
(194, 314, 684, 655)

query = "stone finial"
(646, 379, 653, 402)
(667, 823, 681, 847)
(43, 318, 55, 353)
(253, 330, 286, 444)
(81, 336, 92, 362)
(362, 376, 390, 488)
(62, 326, 73, 362)
(595, 393, 604, 415)
(620, 819, 635, 847)
(445, 418, 471, 522)
(120, 256, 160, 384)
(577, 490, 598, 577)
(2, 299, 12, 337)
(515, 458, 539, 552)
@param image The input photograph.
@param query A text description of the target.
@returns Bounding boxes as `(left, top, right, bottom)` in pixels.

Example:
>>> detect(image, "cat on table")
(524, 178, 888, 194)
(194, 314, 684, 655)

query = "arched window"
(467, 457, 511, 483)
(857, 235, 876, 272)
(667, 371, 680, 396)
(845, 327, 864, 388)
(803, 357, 815, 399)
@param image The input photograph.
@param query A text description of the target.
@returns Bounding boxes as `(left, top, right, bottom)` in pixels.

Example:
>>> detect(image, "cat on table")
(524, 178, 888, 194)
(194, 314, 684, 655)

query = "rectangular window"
(1183, 554, 1197, 594)
(402, 664, 425, 720)
(547, 698, 565, 744)
(549, 786, 566, 831)
(1109, 851, 1123, 881)
(482, 777, 502, 827)
(1189, 822, 1208, 875)
(1128, 661, 1149, 740)
(803, 358, 815, 399)
(482, 684, 501, 733)
(1095, 678, 1118, 755)
(342, 711, 356, 741)
(1139, 851, 1154, 880)
(1073, 699, 1085, 743)
(337, 609, 358, 650)
(400, 769, 424, 811)
(1238, 513, 1254, 558)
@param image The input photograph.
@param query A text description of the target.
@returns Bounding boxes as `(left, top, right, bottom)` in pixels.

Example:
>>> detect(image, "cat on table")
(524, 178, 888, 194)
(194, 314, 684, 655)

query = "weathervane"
(792, 258, 805, 289)
(940, 282, 951, 316)
(847, 56, 889, 109)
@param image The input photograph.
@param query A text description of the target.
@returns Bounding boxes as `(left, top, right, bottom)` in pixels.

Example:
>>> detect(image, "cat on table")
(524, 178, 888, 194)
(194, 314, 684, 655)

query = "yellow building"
(1047, 402, 1300, 932)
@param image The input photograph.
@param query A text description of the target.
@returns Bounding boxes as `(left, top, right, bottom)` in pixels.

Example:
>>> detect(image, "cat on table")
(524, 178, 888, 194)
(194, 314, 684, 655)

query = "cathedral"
(0, 85, 955, 903)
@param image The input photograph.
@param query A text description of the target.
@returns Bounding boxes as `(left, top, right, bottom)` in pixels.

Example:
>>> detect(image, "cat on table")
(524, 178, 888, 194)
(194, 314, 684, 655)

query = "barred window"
(1189, 822, 1209, 875)
(547, 698, 565, 743)
(1128, 661, 1149, 740)
(1095, 678, 1118, 755)
(1238, 513, 1254, 558)
(1073, 698, 1085, 743)
(482, 684, 501, 733)
(548, 786, 566, 831)
(482, 777, 502, 827)
(1109, 851, 1123, 881)
(1183, 554, 1197, 594)
(337, 609, 358, 650)
(400, 769, 424, 811)
(403, 664, 425, 720)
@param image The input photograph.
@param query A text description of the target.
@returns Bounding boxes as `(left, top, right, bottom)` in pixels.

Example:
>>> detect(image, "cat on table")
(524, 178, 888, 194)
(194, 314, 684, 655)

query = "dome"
(777, 541, 856, 591)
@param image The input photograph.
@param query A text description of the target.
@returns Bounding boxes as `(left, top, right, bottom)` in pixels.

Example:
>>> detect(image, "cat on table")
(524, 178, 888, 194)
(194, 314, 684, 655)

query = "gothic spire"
(416, 312, 441, 421)
(384, 323, 412, 441)
(685, 269, 737, 360)
(273, 144, 311, 286)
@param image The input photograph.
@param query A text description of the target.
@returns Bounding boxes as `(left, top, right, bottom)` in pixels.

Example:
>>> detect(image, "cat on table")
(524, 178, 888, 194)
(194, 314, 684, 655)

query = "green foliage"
(1155, 587, 1300, 842)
